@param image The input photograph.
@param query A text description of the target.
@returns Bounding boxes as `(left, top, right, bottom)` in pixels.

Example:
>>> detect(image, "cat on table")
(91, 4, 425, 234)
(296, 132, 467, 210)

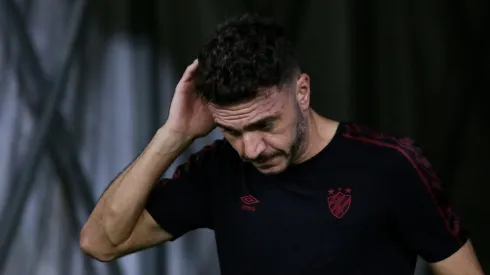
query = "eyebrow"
(216, 114, 280, 132)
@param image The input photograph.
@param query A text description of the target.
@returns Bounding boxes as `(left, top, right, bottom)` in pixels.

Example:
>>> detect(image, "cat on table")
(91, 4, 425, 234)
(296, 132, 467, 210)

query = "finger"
(180, 59, 199, 82)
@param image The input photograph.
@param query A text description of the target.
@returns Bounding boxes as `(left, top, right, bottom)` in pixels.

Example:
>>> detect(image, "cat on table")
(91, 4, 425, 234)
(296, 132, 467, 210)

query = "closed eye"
(253, 121, 274, 132)
(222, 128, 241, 137)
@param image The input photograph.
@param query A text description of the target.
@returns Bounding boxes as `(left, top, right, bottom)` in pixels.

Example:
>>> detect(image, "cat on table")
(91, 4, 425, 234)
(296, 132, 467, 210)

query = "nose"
(242, 132, 265, 160)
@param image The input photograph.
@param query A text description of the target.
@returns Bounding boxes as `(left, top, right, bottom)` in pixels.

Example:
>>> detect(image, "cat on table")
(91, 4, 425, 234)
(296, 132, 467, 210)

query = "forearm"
(84, 126, 193, 246)
(430, 240, 484, 275)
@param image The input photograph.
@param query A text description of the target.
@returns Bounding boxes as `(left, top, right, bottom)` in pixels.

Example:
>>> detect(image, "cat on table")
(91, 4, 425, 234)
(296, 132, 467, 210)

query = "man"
(80, 14, 484, 275)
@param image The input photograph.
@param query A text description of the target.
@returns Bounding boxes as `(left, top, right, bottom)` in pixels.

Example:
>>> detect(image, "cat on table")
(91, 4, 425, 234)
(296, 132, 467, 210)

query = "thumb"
(180, 59, 199, 82)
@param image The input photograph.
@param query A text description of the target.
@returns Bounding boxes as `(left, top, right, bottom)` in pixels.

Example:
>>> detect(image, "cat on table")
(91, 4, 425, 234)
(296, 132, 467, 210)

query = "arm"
(389, 139, 483, 274)
(80, 59, 215, 262)
(79, 126, 192, 261)
(430, 240, 484, 275)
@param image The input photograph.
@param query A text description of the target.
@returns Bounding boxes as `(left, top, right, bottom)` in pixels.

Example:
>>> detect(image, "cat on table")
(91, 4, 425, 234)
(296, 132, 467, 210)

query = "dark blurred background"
(0, 0, 488, 274)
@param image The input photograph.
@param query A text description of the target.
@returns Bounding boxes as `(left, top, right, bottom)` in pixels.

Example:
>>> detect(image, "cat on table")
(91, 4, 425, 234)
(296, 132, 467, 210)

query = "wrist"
(152, 125, 194, 154)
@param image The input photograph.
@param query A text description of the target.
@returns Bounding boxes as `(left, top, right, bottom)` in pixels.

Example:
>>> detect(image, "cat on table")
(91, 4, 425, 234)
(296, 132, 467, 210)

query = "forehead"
(208, 89, 290, 127)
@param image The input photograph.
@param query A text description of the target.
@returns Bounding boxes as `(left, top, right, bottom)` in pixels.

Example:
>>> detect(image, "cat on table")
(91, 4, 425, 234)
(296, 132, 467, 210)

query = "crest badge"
(327, 188, 352, 219)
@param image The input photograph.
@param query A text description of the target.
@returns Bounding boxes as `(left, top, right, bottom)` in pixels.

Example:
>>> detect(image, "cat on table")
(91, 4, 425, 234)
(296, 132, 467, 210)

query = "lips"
(254, 155, 280, 167)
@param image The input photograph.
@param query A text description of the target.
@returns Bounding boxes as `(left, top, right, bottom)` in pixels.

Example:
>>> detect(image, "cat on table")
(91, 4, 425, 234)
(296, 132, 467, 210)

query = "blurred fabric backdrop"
(0, 0, 488, 274)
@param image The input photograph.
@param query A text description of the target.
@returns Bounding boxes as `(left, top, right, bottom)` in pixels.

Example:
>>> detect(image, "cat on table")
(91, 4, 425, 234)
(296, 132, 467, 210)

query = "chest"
(211, 166, 395, 274)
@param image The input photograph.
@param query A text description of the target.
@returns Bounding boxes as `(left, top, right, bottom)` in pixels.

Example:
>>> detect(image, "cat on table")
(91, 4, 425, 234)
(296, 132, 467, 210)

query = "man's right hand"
(165, 59, 215, 139)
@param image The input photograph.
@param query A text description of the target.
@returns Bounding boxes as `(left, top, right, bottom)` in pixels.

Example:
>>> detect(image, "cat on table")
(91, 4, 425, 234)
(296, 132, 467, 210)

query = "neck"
(294, 109, 339, 164)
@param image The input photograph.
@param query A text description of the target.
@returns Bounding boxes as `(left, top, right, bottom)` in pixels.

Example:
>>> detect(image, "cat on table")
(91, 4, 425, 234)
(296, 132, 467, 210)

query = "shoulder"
(340, 123, 447, 202)
(190, 138, 228, 158)
(339, 122, 445, 204)
(185, 138, 237, 169)
(171, 139, 234, 177)
(339, 122, 430, 173)
(192, 138, 235, 159)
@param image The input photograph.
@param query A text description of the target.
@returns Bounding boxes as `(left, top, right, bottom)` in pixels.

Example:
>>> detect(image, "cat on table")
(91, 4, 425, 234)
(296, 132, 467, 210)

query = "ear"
(295, 73, 310, 111)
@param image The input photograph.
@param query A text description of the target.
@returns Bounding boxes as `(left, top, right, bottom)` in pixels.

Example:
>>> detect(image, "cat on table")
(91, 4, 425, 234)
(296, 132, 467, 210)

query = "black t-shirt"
(146, 122, 468, 275)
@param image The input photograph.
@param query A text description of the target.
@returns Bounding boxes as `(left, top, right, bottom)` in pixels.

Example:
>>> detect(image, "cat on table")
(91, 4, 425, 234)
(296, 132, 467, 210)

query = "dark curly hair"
(195, 14, 300, 106)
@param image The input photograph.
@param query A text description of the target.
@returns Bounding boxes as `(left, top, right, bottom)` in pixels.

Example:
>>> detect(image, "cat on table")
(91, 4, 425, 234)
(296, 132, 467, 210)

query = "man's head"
(196, 14, 311, 174)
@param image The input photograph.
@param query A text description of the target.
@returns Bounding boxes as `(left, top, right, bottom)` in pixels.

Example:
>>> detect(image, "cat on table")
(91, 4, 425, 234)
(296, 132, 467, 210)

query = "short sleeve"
(389, 140, 469, 263)
(145, 140, 223, 240)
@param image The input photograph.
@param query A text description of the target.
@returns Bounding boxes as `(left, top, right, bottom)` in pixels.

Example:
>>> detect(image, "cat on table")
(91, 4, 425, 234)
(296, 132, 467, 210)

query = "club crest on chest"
(327, 188, 352, 219)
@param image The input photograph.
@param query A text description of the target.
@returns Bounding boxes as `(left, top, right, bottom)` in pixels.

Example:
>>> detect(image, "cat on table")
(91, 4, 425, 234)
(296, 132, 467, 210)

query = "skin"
(430, 240, 484, 275)
(210, 90, 303, 174)
(80, 60, 484, 275)
(208, 73, 338, 175)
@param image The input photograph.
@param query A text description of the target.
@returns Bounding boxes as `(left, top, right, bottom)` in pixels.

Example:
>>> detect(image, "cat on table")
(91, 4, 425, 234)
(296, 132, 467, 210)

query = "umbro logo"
(240, 195, 260, 212)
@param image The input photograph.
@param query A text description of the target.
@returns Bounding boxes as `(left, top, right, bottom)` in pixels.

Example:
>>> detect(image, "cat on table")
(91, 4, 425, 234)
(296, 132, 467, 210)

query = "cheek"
(263, 133, 295, 151)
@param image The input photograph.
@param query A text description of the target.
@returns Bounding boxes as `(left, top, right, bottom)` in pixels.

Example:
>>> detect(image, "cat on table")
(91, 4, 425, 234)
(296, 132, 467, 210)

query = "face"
(208, 74, 311, 174)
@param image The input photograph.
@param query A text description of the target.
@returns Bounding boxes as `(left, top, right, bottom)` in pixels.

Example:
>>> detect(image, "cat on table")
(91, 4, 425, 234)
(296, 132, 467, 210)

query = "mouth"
(253, 154, 281, 167)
